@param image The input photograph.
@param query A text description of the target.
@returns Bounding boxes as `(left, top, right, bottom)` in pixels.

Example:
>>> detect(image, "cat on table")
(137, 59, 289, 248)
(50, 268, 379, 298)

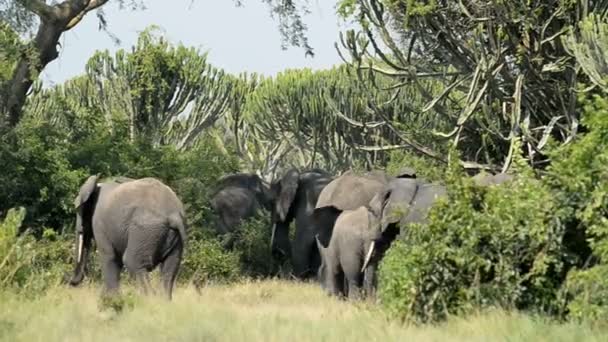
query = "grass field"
(0, 280, 605, 342)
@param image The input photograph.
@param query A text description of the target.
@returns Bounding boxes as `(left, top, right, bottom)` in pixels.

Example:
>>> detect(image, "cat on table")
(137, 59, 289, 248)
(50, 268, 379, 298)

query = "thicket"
(379, 149, 566, 322)
(377, 92, 608, 323)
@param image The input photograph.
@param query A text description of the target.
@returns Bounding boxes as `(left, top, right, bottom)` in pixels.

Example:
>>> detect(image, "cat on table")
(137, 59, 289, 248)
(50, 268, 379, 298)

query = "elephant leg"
(100, 253, 122, 295)
(347, 278, 362, 300)
(291, 235, 312, 279)
(363, 263, 377, 299)
(160, 245, 183, 300)
(123, 225, 164, 296)
(328, 269, 346, 298)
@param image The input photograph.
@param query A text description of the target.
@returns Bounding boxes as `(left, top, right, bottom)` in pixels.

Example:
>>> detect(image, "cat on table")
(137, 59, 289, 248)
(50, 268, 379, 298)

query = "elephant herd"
(67, 168, 513, 301)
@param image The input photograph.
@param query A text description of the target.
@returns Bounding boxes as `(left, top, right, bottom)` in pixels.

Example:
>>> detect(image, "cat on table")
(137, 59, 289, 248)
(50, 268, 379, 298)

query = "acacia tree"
(0, 0, 315, 128)
(336, 0, 608, 171)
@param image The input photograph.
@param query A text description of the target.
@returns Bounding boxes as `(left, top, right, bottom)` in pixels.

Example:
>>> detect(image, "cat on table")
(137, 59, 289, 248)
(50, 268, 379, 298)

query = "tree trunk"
(5, 18, 65, 127)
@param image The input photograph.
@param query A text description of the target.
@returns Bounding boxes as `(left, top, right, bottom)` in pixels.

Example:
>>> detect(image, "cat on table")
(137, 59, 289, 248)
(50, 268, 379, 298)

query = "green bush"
(179, 230, 241, 287)
(0, 208, 81, 296)
(378, 154, 565, 323)
(386, 149, 447, 182)
(232, 215, 275, 278)
(547, 93, 608, 322)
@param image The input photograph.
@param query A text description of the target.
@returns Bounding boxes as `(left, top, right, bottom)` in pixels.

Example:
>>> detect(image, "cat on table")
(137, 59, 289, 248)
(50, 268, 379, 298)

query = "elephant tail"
(162, 212, 187, 261)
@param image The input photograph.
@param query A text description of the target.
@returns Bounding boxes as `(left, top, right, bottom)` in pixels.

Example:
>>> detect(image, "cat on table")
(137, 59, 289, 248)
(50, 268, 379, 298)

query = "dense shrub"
(378, 154, 566, 323)
(0, 120, 86, 235)
(386, 150, 447, 182)
(546, 94, 608, 322)
(179, 230, 242, 287)
(232, 215, 276, 278)
(0, 208, 82, 295)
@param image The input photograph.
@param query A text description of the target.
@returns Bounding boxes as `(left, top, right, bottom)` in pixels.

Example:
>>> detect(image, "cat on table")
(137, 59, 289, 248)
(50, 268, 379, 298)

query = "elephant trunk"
(70, 228, 91, 286)
(270, 221, 291, 262)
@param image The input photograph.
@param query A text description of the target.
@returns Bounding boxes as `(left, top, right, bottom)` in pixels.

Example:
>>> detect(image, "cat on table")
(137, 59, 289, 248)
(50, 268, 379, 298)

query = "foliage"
(0, 0, 315, 127)
(0, 208, 78, 295)
(378, 152, 565, 323)
(386, 149, 447, 182)
(564, 13, 608, 92)
(336, 0, 606, 170)
(179, 231, 242, 287)
(232, 215, 276, 278)
(0, 118, 87, 234)
(242, 65, 447, 177)
(25, 28, 240, 149)
(0, 22, 20, 83)
(547, 93, 608, 322)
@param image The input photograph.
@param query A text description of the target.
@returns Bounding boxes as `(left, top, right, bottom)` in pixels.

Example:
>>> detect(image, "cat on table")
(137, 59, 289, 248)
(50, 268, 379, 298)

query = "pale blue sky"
(41, 0, 349, 86)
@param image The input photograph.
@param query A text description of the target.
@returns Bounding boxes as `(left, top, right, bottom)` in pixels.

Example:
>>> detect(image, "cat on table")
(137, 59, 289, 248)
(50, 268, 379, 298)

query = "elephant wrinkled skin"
(69, 176, 187, 300)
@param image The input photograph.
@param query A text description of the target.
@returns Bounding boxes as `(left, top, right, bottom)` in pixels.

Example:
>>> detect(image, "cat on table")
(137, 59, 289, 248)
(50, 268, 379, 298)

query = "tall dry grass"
(0, 280, 605, 342)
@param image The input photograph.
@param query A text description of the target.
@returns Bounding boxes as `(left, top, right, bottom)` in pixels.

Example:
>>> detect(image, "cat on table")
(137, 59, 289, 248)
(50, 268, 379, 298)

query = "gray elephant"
(209, 173, 273, 237)
(269, 168, 333, 279)
(69, 176, 187, 300)
(315, 176, 447, 299)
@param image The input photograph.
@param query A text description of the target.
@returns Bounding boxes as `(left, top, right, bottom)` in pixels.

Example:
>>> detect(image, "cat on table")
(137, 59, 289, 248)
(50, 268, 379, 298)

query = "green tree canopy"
(336, 0, 608, 171)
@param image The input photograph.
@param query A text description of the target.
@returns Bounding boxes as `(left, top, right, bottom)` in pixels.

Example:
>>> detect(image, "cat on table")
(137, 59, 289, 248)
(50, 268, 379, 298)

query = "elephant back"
(316, 171, 389, 211)
(106, 177, 184, 215)
(400, 183, 447, 226)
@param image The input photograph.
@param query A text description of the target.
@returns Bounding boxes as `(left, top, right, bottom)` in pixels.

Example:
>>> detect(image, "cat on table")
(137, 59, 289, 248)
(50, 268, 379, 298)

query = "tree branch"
(66, 0, 111, 30)
(16, 0, 53, 20)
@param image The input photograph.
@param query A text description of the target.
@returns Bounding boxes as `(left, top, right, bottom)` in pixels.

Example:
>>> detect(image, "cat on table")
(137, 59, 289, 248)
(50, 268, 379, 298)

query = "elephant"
(69, 176, 187, 300)
(209, 173, 273, 239)
(269, 168, 333, 279)
(315, 176, 447, 299)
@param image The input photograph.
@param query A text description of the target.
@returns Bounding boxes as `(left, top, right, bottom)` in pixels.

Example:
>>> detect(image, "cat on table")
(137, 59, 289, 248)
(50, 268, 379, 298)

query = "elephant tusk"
(77, 234, 84, 263)
(361, 241, 375, 273)
(270, 223, 277, 249)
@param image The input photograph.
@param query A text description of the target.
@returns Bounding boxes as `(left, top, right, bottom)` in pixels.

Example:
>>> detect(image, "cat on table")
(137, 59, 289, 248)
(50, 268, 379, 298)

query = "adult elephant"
(69, 176, 187, 300)
(315, 177, 447, 299)
(209, 173, 273, 237)
(269, 168, 333, 279)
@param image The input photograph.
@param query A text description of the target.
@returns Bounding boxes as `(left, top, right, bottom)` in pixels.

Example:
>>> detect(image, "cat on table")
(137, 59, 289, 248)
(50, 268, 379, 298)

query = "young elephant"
(69, 176, 187, 300)
(315, 205, 380, 299)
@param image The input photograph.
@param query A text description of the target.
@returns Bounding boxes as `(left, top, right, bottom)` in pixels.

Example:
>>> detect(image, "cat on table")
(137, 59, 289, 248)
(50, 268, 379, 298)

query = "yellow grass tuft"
(0, 280, 605, 341)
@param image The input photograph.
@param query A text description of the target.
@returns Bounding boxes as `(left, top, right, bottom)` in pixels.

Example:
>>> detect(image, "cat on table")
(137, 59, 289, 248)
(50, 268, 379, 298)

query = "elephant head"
(209, 173, 274, 237)
(267, 168, 333, 278)
(361, 187, 399, 272)
(361, 179, 447, 272)
(268, 168, 299, 259)
(69, 175, 100, 286)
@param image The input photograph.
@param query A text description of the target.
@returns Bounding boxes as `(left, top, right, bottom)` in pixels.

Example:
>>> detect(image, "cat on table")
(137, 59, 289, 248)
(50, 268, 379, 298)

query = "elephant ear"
(367, 188, 391, 219)
(275, 168, 300, 221)
(312, 206, 342, 248)
(74, 175, 100, 209)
